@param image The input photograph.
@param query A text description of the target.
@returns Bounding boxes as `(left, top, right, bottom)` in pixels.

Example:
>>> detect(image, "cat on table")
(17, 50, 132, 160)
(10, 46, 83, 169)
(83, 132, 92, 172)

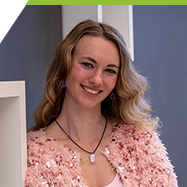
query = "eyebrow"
(107, 64, 119, 69)
(83, 56, 119, 69)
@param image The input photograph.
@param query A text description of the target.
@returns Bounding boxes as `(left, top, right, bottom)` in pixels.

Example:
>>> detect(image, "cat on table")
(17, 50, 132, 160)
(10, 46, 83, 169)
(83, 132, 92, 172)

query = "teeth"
(83, 86, 99, 94)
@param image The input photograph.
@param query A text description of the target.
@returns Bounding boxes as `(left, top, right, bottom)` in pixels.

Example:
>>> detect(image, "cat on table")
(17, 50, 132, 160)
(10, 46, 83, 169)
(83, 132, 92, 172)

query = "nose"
(89, 70, 103, 86)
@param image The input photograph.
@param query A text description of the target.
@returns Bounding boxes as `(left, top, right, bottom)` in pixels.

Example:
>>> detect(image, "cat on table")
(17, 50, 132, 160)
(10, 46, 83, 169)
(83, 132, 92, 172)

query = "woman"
(25, 20, 178, 187)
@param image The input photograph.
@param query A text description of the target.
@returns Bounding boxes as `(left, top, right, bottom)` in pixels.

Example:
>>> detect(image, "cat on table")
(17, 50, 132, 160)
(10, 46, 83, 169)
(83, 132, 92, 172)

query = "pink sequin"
(25, 124, 178, 187)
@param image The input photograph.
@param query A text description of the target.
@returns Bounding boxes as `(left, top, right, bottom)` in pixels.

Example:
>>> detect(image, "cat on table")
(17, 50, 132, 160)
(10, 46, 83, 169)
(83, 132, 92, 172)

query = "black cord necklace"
(55, 118, 107, 164)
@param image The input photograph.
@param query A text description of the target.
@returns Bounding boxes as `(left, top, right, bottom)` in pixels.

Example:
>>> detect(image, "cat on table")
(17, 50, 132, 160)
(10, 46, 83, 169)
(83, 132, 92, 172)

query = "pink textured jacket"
(25, 124, 178, 187)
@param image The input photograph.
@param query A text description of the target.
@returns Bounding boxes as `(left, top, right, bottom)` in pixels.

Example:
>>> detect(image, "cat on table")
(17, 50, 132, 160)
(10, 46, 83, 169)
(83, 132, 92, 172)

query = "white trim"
(97, 5, 103, 23)
(128, 5, 134, 61)
(61, 5, 64, 38)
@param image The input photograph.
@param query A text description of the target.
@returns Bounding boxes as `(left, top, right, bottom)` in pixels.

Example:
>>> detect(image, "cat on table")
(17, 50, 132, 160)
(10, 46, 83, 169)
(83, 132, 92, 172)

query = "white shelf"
(0, 81, 27, 187)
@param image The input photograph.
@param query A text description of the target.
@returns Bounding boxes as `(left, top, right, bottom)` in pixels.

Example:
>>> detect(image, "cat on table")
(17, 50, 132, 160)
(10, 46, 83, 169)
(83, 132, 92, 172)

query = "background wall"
(133, 5, 187, 187)
(0, 5, 186, 187)
(0, 5, 62, 128)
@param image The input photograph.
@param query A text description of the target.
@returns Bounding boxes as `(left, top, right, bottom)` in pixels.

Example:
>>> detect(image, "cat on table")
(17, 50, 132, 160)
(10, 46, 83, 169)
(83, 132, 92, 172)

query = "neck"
(56, 99, 106, 142)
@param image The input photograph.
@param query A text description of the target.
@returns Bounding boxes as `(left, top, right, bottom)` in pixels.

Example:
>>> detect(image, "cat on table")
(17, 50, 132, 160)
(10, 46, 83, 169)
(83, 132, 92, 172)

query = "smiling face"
(64, 35, 120, 110)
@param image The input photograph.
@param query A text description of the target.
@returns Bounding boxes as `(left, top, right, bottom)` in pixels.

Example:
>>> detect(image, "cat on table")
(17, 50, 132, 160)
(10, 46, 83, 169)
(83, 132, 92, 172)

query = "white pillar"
(0, 81, 27, 187)
(62, 5, 134, 60)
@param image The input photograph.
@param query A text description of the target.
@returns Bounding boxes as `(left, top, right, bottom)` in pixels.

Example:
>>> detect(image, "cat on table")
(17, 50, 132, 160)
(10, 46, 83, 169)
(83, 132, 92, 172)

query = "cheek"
(70, 70, 80, 80)
(66, 65, 85, 85)
(65, 71, 76, 87)
(106, 77, 118, 90)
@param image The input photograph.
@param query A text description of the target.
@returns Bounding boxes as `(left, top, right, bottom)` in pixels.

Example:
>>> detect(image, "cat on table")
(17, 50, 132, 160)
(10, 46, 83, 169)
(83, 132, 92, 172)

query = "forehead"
(74, 35, 116, 50)
(73, 35, 120, 64)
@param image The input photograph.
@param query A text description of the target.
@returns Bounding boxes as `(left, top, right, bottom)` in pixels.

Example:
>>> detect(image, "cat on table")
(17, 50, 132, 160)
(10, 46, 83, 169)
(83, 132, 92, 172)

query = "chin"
(79, 101, 100, 109)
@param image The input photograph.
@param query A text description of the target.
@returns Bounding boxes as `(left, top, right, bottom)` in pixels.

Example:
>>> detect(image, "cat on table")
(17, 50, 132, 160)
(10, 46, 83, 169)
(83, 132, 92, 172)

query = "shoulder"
(26, 130, 84, 186)
(107, 124, 178, 186)
(27, 129, 81, 164)
(27, 129, 53, 144)
(27, 129, 54, 153)
(112, 124, 168, 160)
(27, 129, 72, 158)
(112, 123, 158, 142)
(27, 129, 46, 143)
(27, 129, 57, 169)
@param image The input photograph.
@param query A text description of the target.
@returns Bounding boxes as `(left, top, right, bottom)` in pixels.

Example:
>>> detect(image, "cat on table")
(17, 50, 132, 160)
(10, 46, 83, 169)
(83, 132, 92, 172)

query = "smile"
(81, 85, 101, 95)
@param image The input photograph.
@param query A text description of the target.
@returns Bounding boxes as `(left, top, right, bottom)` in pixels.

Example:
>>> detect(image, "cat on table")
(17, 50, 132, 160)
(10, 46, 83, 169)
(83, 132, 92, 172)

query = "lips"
(81, 85, 102, 95)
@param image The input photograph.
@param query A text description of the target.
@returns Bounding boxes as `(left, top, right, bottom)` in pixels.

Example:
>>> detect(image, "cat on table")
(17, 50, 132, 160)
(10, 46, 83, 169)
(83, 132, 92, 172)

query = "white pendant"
(90, 154, 96, 164)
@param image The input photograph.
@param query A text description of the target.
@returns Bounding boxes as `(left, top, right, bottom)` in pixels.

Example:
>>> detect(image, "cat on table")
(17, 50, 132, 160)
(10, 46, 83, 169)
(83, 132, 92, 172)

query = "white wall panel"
(0, 81, 27, 187)
(62, 5, 134, 60)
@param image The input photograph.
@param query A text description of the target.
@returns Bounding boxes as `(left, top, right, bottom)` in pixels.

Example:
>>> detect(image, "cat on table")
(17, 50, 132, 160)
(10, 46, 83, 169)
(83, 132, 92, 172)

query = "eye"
(105, 69, 117, 74)
(81, 62, 94, 68)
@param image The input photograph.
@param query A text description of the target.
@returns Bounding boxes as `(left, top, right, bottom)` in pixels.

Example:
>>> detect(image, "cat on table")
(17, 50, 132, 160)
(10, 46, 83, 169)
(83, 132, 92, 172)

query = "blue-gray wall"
(134, 5, 187, 187)
(0, 5, 62, 128)
(0, 5, 186, 187)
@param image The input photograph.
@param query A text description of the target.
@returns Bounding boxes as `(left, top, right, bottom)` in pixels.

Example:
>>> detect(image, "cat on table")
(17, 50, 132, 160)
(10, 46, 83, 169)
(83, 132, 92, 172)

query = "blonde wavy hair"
(30, 19, 159, 131)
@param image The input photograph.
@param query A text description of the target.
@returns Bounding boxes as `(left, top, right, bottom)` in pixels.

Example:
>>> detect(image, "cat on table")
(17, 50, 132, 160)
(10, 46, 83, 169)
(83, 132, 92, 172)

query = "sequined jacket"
(25, 124, 178, 187)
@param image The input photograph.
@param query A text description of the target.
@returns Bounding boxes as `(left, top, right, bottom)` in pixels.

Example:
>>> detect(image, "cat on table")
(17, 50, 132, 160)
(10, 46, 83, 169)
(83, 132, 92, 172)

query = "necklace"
(55, 118, 107, 164)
